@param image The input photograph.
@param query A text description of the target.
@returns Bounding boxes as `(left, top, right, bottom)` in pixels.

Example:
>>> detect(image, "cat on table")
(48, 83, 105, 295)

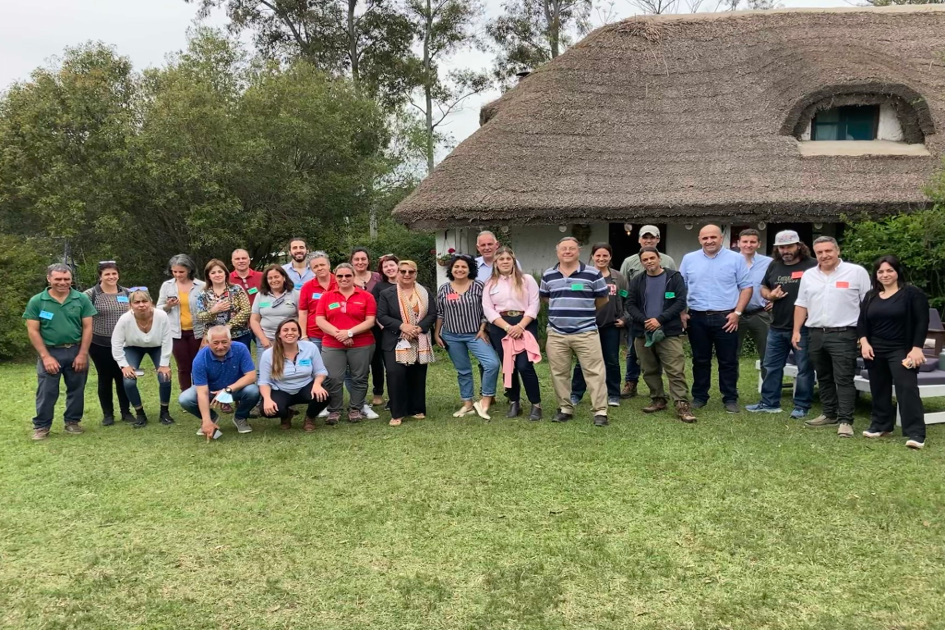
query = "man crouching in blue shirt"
(178, 325, 260, 439)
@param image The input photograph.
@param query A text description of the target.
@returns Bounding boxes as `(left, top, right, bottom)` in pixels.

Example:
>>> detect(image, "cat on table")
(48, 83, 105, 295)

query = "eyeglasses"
(399, 270, 416, 275)
(336, 274, 353, 279)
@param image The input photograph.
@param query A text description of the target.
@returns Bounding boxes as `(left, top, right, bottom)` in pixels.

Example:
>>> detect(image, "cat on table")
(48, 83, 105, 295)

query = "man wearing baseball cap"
(619, 225, 676, 398)
(747, 230, 817, 417)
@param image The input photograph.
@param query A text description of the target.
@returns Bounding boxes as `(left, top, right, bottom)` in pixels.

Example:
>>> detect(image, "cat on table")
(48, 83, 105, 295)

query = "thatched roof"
(394, 6, 945, 229)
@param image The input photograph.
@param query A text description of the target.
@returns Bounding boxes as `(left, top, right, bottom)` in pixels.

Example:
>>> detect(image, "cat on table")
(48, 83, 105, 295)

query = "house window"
(811, 105, 879, 141)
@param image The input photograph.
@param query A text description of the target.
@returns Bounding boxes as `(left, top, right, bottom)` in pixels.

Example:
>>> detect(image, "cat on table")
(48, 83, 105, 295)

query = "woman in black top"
(857, 255, 929, 449)
(369, 254, 400, 406)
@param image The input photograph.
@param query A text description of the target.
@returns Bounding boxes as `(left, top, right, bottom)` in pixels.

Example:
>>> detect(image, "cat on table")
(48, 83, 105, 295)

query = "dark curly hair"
(446, 254, 477, 281)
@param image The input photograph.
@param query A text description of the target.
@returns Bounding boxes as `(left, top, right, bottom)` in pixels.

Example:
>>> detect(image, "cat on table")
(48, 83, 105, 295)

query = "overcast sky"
(0, 0, 847, 152)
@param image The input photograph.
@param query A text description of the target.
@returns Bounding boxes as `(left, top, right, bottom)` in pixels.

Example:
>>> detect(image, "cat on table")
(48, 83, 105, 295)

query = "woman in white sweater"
(112, 290, 174, 428)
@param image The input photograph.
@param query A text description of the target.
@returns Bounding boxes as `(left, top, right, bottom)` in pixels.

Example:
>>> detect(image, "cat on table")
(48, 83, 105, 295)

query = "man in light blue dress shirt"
(679, 225, 752, 413)
(735, 229, 773, 378)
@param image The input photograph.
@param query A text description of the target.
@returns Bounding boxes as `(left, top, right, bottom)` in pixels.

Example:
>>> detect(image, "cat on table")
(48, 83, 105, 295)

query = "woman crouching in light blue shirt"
(258, 318, 329, 431)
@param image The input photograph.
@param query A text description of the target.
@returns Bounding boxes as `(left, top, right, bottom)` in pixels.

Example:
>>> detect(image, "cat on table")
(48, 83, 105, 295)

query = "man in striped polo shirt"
(540, 237, 610, 426)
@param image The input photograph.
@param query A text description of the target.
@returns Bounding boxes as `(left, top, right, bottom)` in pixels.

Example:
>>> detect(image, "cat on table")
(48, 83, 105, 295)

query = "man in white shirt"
(792, 236, 870, 437)
(475, 230, 520, 278)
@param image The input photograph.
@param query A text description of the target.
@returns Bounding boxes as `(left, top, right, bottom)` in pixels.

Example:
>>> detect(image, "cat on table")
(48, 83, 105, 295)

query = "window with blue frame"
(811, 105, 879, 141)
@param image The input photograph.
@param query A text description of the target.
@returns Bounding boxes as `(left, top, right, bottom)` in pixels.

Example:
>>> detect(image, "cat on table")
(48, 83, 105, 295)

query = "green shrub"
(0, 235, 54, 360)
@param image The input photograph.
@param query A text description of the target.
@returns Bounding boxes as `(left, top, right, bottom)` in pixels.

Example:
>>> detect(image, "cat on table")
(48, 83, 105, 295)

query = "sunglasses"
(336, 274, 353, 278)
(399, 269, 416, 275)
(129, 286, 148, 292)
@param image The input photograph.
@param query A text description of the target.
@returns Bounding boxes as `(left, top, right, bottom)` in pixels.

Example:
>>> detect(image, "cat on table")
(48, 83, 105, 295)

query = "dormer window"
(782, 84, 934, 157)
(811, 105, 878, 141)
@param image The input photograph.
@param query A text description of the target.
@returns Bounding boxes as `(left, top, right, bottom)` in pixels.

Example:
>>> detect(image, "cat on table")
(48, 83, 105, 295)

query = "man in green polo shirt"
(23, 263, 97, 440)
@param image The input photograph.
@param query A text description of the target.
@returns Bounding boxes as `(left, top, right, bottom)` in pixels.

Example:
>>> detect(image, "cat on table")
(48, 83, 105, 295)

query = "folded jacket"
(501, 330, 542, 389)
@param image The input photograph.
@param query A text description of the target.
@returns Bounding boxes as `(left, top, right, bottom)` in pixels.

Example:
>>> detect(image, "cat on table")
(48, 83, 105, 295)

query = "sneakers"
(675, 401, 697, 423)
(318, 407, 329, 418)
(642, 397, 667, 413)
(746, 403, 782, 414)
(120, 411, 136, 423)
(361, 404, 379, 420)
(348, 409, 362, 423)
(63, 423, 84, 435)
(303, 417, 316, 432)
(621, 381, 638, 399)
(837, 423, 854, 438)
(863, 429, 892, 439)
(790, 407, 809, 419)
(32, 428, 50, 441)
(724, 402, 740, 414)
(101, 414, 115, 427)
(691, 400, 707, 409)
(232, 417, 253, 434)
(607, 396, 620, 407)
(593, 415, 609, 427)
(906, 439, 925, 450)
(805, 414, 838, 427)
(159, 408, 175, 425)
(133, 409, 148, 429)
(529, 404, 542, 421)
(570, 394, 581, 406)
(552, 411, 573, 423)
(325, 411, 341, 426)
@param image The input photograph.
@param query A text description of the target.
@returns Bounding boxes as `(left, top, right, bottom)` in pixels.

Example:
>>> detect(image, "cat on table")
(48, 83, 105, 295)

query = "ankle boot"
(642, 397, 667, 413)
(159, 406, 175, 425)
(675, 400, 697, 423)
(133, 408, 148, 429)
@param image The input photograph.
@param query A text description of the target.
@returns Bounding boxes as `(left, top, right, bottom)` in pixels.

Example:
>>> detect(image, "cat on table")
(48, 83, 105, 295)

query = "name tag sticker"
(489, 287, 500, 295)
(259, 302, 271, 308)
(836, 281, 850, 289)
(298, 359, 312, 367)
(116, 296, 129, 303)
(294, 282, 303, 289)
(665, 292, 676, 299)
(328, 302, 341, 310)
(619, 289, 629, 298)
(570, 283, 584, 291)
(791, 271, 804, 279)
(447, 293, 460, 301)
(248, 287, 258, 295)
(312, 292, 322, 300)
(39, 310, 54, 320)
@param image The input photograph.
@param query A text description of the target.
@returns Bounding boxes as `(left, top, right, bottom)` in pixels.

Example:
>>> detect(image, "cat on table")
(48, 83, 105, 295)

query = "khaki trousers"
(634, 335, 690, 403)
(546, 329, 607, 415)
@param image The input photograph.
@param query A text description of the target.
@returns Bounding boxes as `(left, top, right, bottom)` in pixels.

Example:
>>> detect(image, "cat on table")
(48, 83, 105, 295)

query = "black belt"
(689, 309, 734, 317)
(811, 326, 855, 333)
(742, 307, 764, 317)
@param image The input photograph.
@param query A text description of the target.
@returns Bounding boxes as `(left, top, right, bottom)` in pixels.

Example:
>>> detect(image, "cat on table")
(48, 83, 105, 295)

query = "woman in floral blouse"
(196, 259, 252, 348)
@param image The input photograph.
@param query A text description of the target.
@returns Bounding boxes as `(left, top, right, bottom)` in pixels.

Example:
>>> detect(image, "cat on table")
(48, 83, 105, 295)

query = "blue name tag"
(39, 310, 54, 320)
(295, 283, 303, 289)
(116, 296, 129, 303)
(312, 292, 322, 300)
(298, 359, 312, 367)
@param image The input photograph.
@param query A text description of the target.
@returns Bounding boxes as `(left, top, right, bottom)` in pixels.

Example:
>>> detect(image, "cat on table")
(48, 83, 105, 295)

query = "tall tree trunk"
(348, 0, 360, 85)
(424, 0, 435, 174)
(544, 0, 561, 58)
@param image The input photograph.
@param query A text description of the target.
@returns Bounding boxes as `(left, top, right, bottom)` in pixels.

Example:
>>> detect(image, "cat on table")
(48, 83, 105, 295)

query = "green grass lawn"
(1, 353, 943, 630)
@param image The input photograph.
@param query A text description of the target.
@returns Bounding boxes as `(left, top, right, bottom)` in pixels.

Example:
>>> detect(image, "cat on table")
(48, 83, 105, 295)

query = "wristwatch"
(347, 330, 354, 338)
(224, 386, 232, 393)
(734, 310, 743, 316)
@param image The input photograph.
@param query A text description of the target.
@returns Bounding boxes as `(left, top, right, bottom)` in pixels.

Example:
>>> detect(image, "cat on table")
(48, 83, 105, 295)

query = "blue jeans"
(572, 325, 621, 399)
(178, 384, 260, 420)
(760, 327, 814, 411)
(625, 333, 640, 383)
(442, 330, 500, 399)
(688, 312, 740, 404)
(122, 346, 172, 407)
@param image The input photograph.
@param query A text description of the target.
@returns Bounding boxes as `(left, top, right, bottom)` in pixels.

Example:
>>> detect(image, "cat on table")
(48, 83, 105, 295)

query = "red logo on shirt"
(836, 281, 849, 289)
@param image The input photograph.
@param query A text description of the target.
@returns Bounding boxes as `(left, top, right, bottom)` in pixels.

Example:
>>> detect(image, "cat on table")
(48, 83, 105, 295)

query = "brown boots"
(675, 401, 697, 423)
(621, 381, 638, 399)
(642, 397, 667, 413)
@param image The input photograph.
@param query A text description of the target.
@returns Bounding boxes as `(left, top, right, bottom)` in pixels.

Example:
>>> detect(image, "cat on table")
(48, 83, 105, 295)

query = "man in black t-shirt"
(746, 230, 818, 418)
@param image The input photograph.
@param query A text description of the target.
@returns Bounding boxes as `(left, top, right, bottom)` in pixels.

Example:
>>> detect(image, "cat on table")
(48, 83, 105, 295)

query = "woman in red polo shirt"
(298, 252, 336, 349)
(316, 263, 377, 424)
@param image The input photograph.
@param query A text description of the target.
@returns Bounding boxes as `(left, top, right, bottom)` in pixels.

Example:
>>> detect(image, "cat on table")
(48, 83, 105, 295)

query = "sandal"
(412, 414, 426, 420)
(453, 406, 476, 417)
(473, 401, 491, 420)
(389, 418, 402, 427)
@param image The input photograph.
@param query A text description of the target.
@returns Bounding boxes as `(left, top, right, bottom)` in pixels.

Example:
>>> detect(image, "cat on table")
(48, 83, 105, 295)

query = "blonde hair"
(399, 260, 418, 271)
(129, 289, 153, 304)
(487, 246, 524, 296)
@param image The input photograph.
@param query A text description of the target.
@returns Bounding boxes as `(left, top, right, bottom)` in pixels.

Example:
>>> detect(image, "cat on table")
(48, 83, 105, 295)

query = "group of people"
(23, 228, 931, 449)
